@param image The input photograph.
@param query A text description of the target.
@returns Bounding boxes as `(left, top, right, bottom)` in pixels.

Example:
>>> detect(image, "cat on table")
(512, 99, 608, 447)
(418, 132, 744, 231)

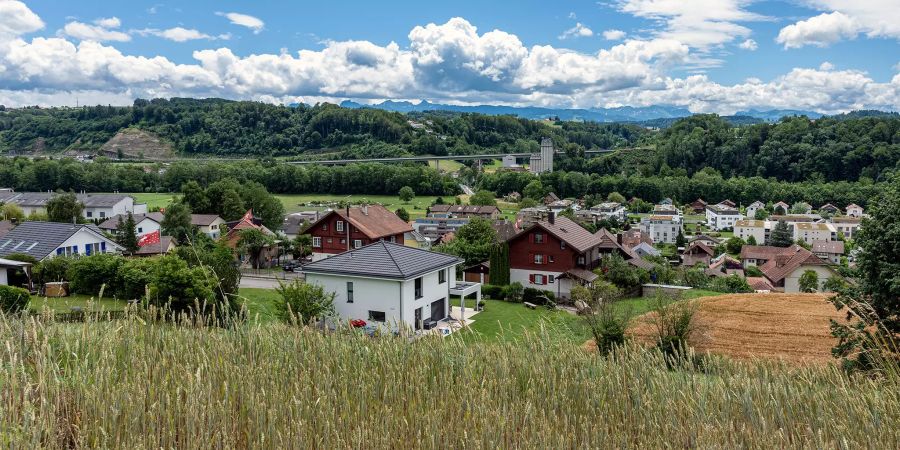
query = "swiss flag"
(138, 230, 161, 247)
(241, 209, 253, 222)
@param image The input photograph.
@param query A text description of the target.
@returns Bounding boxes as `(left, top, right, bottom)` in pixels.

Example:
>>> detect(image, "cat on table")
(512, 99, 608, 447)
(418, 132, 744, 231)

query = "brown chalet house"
(304, 205, 413, 261)
(507, 215, 648, 299)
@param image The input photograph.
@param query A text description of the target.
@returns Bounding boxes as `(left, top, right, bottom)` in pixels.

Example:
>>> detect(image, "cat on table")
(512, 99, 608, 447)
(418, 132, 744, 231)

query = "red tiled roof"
(746, 276, 775, 291)
(684, 241, 715, 256)
(812, 240, 844, 255)
(309, 205, 413, 240)
(740, 245, 795, 260)
(760, 246, 830, 284)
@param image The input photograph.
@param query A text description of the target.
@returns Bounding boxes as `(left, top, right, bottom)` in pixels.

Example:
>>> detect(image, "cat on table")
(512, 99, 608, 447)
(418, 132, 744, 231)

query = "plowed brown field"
(626, 293, 847, 365)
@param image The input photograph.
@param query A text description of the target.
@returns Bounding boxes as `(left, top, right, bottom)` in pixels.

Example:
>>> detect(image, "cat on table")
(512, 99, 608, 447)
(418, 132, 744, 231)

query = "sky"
(0, 0, 898, 114)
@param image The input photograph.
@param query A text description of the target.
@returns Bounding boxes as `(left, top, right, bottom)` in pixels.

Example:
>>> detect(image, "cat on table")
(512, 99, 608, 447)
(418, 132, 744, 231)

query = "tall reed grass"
(1, 311, 898, 448)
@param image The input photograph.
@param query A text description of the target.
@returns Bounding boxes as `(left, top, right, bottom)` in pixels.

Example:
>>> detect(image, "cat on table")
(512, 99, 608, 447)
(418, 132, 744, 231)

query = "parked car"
(282, 261, 302, 272)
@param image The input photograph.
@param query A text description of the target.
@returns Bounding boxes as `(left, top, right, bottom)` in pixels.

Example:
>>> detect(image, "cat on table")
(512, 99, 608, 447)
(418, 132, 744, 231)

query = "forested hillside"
(1, 100, 898, 183)
(0, 98, 645, 158)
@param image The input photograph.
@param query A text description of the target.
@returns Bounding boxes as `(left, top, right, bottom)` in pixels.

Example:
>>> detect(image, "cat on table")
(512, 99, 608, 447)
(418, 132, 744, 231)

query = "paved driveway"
(240, 276, 284, 289)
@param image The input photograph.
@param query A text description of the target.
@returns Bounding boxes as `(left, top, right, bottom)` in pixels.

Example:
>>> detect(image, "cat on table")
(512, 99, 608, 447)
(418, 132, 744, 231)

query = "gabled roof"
(134, 236, 175, 255)
(302, 241, 461, 280)
(690, 234, 721, 244)
(0, 221, 120, 259)
(740, 245, 794, 260)
(594, 228, 621, 249)
(812, 240, 844, 255)
(760, 246, 831, 284)
(748, 201, 765, 208)
(191, 214, 223, 226)
(746, 277, 775, 291)
(684, 241, 715, 256)
(98, 212, 165, 230)
(1, 192, 134, 208)
(511, 216, 600, 253)
(632, 242, 661, 256)
(306, 205, 412, 240)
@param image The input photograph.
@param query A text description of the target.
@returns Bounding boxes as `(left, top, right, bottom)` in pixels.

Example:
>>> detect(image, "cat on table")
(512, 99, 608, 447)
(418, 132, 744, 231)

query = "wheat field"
(0, 314, 898, 448)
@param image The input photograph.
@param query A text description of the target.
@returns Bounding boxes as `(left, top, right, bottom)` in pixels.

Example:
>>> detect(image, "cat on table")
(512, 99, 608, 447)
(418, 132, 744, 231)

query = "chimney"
(548, 211, 555, 225)
(362, 205, 368, 215)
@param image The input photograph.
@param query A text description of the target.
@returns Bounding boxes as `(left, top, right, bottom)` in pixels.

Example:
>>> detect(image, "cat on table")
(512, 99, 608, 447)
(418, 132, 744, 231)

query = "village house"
(773, 201, 790, 214)
(734, 219, 769, 244)
(740, 245, 792, 268)
(0, 191, 147, 220)
(427, 204, 501, 220)
(818, 203, 840, 215)
(0, 221, 122, 261)
(590, 202, 627, 222)
(754, 245, 838, 293)
(134, 236, 177, 256)
(688, 198, 708, 214)
(845, 204, 864, 218)
(631, 242, 660, 258)
(304, 205, 413, 261)
(705, 202, 743, 231)
(412, 216, 469, 242)
(98, 212, 164, 237)
(281, 212, 321, 241)
(225, 214, 280, 267)
(507, 215, 603, 298)
(745, 201, 766, 219)
(301, 241, 476, 332)
(682, 241, 716, 267)
(794, 222, 837, 245)
(689, 234, 721, 248)
(830, 216, 861, 240)
(619, 228, 653, 249)
(190, 214, 226, 239)
(640, 214, 682, 244)
(515, 206, 552, 228)
(812, 240, 845, 264)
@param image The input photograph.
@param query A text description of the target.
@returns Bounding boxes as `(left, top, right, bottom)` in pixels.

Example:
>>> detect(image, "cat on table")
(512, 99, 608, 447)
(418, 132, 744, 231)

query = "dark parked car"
(282, 261, 302, 272)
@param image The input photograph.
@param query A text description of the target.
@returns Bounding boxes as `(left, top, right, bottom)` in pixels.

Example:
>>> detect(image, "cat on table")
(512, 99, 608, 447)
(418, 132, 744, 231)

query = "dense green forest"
(0, 98, 645, 158)
(0, 157, 460, 196)
(1, 99, 898, 184)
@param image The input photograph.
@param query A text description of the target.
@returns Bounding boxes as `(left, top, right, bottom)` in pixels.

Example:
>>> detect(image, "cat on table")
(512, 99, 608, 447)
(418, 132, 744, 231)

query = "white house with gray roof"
(301, 241, 479, 332)
(0, 191, 147, 220)
(0, 221, 123, 261)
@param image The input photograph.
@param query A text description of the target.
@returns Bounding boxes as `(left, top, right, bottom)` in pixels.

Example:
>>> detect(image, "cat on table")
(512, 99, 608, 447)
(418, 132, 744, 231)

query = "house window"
(312, 237, 322, 247)
(577, 256, 585, 265)
(438, 269, 446, 284)
(354, 239, 362, 248)
(336, 221, 344, 232)
(137, 227, 143, 233)
(560, 241, 566, 250)
(347, 282, 354, 303)
(390, 236, 396, 243)
(415, 277, 423, 299)
(322, 223, 328, 231)
(534, 274, 545, 285)
(368, 311, 386, 322)
(211, 224, 218, 230)
(548, 255, 554, 263)
(85, 242, 101, 255)
(534, 254, 543, 264)
(100, 212, 106, 218)
(549, 275, 555, 284)
(534, 232, 544, 243)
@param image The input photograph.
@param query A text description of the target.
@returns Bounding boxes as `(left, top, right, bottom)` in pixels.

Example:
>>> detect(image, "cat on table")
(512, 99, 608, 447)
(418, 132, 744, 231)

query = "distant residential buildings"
(640, 210, 682, 244)
(590, 202, 627, 222)
(0, 191, 147, 220)
(745, 201, 765, 219)
(705, 202, 743, 231)
(427, 204, 501, 220)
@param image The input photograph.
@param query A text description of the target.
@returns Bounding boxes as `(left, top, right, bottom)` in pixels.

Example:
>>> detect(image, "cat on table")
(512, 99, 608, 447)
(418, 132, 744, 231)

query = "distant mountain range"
(337, 100, 829, 124)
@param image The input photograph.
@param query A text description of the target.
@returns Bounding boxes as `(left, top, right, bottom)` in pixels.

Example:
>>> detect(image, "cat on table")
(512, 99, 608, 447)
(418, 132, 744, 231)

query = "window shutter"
(529, 274, 535, 283)
(85, 245, 91, 256)
(56, 248, 63, 255)
(529, 253, 534, 264)
(101, 242, 106, 251)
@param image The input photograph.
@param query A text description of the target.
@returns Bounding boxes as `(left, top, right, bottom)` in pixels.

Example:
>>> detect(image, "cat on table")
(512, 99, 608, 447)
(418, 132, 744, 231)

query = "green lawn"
(127, 192, 179, 210)
(427, 159, 465, 173)
(237, 288, 280, 322)
(29, 294, 127, 313)
(453, 299, 589, 343)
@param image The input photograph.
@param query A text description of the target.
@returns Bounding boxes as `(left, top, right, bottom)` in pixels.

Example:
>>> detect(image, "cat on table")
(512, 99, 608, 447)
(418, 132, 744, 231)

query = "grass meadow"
(0, 312, 897, 448)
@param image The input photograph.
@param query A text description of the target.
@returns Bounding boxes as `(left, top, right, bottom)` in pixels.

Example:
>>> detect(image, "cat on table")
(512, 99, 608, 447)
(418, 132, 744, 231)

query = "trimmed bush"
(523, 288, 554, 305)
(0, 285, 30, 314)
(481, 284, 504, 299)
(67, 254, 123, 296)
(116, 257, 158, 301)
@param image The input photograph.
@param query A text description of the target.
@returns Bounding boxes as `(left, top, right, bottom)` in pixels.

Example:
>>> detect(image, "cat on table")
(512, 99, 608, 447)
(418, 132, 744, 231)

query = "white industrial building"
(529, 138, 555, 173)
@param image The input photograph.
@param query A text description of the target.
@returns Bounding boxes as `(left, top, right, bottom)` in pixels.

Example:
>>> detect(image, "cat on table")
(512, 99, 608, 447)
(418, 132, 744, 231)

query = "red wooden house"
(304, 205, 413, 260)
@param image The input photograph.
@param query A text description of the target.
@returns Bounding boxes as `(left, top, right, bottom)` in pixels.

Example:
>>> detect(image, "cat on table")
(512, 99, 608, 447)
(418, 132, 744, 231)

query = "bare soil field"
(627, 293, 846, 365)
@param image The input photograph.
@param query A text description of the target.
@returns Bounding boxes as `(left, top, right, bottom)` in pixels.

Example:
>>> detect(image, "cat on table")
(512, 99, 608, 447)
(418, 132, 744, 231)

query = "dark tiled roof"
(191, 214, 223, 226)
(302, 241, 462, 280)
(98, 212, 164, 230)
(812, 240, 844, 254)
(0, 221, 114, 259)
(2, 192, 134, 208)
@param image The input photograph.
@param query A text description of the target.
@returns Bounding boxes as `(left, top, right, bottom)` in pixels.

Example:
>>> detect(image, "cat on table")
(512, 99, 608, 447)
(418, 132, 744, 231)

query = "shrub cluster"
(0, 285, 30, 314)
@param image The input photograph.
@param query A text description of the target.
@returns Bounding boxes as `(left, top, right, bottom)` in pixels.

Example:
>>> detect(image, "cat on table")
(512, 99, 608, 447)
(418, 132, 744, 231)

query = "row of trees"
(479, 167, 885, 208)
(0, 157, 462, 197)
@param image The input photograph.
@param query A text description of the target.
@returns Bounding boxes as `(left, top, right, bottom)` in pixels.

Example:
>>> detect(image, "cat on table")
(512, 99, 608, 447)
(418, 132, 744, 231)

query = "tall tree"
(116, 213, 139, 253)
(161, 201, 194, 244)
(469, 190, 497, 206)
(238, 228, 275, 269)
(181, 180, 210, 213)
(46, 192, 83, 223)
(220, 189, 246, 221)
(398, 186, 415, 202)
(769, 220, 793, 247)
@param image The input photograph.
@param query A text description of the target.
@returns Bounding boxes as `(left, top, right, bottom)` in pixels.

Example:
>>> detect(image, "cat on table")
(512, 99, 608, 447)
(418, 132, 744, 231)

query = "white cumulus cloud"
(559, 23, 593, 39)
(739, 38, 758, 50)
(61, 16, 130, 42)
(615, 0, 767, 49)
(777, 1, 900, 48)
(135, 27, 221, 42)
(0, 0, 44, 38)
(603, 29, 627, 40)
(217, 12, 264, 34)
